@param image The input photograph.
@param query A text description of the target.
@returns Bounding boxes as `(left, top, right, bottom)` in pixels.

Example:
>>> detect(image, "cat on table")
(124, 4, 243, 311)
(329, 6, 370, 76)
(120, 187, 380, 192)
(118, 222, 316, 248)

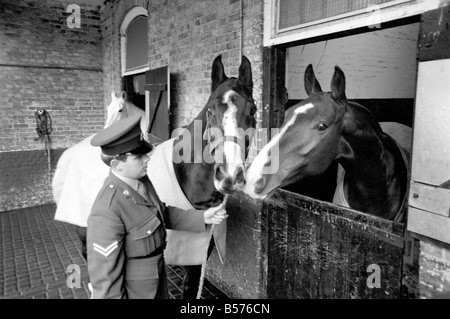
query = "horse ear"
(238, 55, 253, 93)
(111, 92, 116, 100)
(120, 91, 127, 100)
(203, 109, 212, 140)
(331, 66, 347, 100)
(211, 55, 228, 91)
(304, 64, 323, 95)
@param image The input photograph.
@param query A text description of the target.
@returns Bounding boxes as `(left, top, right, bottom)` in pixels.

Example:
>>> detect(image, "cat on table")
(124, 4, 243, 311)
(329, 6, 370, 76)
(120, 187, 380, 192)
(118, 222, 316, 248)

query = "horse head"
(244, 65, 408, 220)
(104, 91, 146, 132)
(244, 64, 348, 199)
(104, 92, 126, 128)
(203, 55, 256, 194)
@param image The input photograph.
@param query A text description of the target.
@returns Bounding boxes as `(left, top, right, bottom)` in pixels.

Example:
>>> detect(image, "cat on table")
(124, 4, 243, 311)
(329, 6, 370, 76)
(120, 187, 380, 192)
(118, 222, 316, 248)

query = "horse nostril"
(235, 165, 245, 184)
(215, 165, 226, 181)
(221, 178, 233, 192)
(254, 176, 266, 194)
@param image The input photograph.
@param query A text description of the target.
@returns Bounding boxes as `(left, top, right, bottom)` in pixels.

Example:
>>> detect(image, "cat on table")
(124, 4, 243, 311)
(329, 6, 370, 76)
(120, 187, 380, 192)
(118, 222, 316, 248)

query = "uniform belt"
(129, 240, 167, 259)
(148, 245, 164, 257)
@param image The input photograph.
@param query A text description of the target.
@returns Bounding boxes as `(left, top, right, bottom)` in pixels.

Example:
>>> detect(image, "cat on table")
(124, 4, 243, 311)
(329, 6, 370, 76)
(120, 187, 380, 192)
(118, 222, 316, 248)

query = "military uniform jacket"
(87, 172, 206, 299)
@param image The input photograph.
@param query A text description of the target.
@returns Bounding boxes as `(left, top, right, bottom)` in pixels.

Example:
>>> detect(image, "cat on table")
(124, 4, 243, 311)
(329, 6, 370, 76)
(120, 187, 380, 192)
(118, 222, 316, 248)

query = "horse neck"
(338, 112, 405, 219)
(173, 107, 222, 209)
(122, 101, 145, 117)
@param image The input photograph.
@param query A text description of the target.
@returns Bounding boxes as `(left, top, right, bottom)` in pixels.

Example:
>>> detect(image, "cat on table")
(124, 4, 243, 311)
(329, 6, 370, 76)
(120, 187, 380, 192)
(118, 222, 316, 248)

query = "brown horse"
(147, 54, 256, 298)
(177, 55, 255, 208)
(244, 64, 408, 221)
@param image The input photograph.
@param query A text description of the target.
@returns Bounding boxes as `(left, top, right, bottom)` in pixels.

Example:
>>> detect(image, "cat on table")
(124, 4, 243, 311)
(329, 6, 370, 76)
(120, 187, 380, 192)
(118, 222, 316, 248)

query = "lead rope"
(196, 195, 228, 299)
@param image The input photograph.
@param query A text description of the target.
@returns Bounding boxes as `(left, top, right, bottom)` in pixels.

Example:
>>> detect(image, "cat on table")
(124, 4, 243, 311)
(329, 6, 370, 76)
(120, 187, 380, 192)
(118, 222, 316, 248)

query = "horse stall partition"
(264, 189, 406, 299)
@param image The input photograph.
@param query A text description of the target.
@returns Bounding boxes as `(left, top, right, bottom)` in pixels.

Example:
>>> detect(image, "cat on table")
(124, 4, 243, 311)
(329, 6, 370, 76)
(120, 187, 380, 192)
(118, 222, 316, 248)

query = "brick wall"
(0, 0, 104, 211)
(0, 149, 64, 212)
(418, 237, 450, 298)
(147, 0, 264, 133)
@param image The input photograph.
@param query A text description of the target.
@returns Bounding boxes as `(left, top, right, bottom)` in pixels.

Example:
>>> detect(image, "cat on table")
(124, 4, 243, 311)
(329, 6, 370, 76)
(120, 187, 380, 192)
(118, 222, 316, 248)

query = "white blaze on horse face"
(221, 90, 245, 172)
(244, 103, 315, 199)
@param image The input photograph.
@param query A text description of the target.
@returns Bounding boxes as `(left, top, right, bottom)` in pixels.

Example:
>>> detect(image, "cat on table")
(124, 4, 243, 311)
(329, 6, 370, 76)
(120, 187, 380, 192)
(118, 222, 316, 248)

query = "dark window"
(123, 73, 145, 110)
(125, 16, 148, 73)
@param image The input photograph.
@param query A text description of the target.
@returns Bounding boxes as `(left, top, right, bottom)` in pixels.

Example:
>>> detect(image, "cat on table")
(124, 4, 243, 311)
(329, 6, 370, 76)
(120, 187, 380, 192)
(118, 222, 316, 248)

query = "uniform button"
(147, 230, 152, 235)
(109, 184, 114, 188)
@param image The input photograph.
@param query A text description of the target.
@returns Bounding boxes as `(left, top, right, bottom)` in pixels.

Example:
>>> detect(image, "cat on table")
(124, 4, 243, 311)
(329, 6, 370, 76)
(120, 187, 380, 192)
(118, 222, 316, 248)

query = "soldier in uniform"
(87, 114, 227, 299)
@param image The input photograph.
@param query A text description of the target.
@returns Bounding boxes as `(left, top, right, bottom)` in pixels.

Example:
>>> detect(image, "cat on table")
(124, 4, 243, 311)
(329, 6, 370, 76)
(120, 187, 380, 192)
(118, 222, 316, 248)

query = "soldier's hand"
(204, 202, 228, 225)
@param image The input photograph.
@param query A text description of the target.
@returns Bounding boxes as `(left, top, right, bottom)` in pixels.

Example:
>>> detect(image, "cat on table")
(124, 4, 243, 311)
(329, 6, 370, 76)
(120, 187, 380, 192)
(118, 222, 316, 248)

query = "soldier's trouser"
(182, 239, 215, 299)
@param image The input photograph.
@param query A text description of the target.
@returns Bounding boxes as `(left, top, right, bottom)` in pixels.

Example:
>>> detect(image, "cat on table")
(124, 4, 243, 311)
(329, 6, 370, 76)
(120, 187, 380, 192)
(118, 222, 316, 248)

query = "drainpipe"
(240, 0, 244, 58)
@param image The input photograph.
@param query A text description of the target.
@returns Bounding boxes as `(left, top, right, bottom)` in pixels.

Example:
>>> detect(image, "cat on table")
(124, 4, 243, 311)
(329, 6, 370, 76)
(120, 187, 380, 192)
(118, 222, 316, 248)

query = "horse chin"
(214, 184, 234, 195)
(265, 188, 278, 198)
(218, 188, 234, 195)
(243, 182, 277, 200)
(214, 179, 237, 195)
(192, 192, 224, 209)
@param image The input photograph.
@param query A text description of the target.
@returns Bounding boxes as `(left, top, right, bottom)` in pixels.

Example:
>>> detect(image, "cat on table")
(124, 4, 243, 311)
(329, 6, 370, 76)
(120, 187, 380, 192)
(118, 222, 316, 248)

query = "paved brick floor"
(0, 204, 228, 299)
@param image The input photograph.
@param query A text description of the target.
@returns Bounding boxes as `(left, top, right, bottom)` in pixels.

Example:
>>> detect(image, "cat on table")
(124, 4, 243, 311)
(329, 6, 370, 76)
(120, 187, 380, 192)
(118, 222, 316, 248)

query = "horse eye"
(317, 122, 328, 131)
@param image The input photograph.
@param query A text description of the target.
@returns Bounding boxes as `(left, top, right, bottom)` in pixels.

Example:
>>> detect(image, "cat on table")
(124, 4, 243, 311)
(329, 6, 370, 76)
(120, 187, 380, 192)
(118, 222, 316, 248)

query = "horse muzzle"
(213, 163, 245, 194)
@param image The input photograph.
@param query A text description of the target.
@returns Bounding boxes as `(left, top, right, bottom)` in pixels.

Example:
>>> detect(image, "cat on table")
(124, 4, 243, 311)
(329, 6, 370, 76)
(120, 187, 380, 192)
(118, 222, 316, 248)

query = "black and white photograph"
(1, 0, 449, 309)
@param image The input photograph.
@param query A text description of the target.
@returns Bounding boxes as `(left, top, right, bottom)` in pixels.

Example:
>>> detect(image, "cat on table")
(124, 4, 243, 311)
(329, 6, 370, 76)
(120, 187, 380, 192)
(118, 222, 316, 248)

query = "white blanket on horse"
(53, 135, 109, 227)
(147, 138, 227, 265)
(333, 122, 412, 222)
(147, 138, 195, 210)
(53, 137, 188, 228)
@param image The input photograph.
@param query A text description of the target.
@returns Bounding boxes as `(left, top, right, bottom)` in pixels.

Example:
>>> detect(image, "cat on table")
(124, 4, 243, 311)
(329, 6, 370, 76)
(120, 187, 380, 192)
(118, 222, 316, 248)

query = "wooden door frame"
(145, 65, 170, 144)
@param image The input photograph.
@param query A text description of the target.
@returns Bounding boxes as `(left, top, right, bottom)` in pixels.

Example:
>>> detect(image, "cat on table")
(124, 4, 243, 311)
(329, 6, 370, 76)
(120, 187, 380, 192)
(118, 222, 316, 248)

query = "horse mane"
(104, 96, 146, 138)
(121, 100, 148, 139)
(121, 100, 145, 117)
(345, 100, 385, 136)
